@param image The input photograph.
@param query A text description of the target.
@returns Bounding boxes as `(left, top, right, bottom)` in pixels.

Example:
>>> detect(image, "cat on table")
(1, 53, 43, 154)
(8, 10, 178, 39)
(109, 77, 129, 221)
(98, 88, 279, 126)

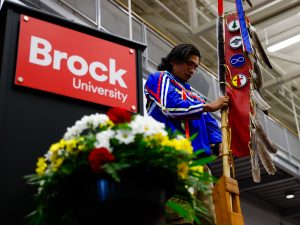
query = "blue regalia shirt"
(144, 71, 221, 156)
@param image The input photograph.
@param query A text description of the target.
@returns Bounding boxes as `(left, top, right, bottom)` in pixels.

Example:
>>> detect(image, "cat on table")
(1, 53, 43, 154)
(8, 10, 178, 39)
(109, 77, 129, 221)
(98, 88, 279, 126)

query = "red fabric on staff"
(224, 13, 250, 157)
(218, 0, 223, 16)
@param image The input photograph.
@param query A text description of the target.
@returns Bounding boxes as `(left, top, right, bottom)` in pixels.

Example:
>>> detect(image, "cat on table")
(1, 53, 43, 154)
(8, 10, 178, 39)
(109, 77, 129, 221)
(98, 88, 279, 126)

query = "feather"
(251, 60, 263, 91)
(250, 115, 278, 154)
(249, 26, 273, 69)
(251, 89, 271, 111)
(245, 0, 253, 7)
(250, 128, 261, 183)
(257, 139, 277, 175)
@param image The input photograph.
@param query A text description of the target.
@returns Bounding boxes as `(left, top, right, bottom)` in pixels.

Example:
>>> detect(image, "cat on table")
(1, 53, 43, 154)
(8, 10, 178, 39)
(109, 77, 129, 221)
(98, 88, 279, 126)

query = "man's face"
(172, 55, 200, 82)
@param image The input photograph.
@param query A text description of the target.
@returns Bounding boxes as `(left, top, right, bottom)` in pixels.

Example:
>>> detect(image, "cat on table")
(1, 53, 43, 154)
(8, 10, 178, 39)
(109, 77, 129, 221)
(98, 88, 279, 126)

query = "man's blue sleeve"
(205, 113, 222, 144)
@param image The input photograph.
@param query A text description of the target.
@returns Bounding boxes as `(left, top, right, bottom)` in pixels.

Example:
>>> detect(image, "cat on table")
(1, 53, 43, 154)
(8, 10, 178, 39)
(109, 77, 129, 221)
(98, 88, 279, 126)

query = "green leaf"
(193, 149, 205, 156)
(102, 162, 131, 182)
(168, 202, 189, 217)
(60, 164, 73, 176)
(189, 132, 198, 141)
(113, 123, 131, 130)
(190, 155, 216, 167)
(166, 199, 194, 222)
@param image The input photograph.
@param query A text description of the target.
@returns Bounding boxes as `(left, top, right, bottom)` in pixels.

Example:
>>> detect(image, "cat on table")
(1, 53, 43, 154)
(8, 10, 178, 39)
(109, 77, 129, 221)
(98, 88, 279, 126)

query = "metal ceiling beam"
(131, 0, 153, 14)
(269, 57, 287, 76)
(153, 0, 193, 32)
(192, 20, 215, 35)
(248, 0, 284, 18)
(143, 15, 189, 33)
(193, 0, 279, 35)
(262, 69, 300, 89)
(264, 90, 300, 122)
(268, 52, 300, 65)
(250, 0, 300, 26)
(152, 0, 217, 53)
(201, 0, 218, 16)
(196, 8, 211, 22)
(199, 36, 216, 51)
(188, 0, 198, 29)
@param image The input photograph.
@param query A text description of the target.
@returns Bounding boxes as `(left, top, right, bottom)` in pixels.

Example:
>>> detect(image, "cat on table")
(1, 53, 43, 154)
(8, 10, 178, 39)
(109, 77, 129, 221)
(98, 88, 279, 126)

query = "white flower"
(63, 113, 110, 140)
(115, 129, 135, 144)
(130, 115, 167, 137)
(57, 149, 66, 157)
(88, 114, 110, 129)
(188, 187, 195, 195)
(44, 152, 52, 161)
(176, 135, 185, 140)
(94, 129, 115, 152)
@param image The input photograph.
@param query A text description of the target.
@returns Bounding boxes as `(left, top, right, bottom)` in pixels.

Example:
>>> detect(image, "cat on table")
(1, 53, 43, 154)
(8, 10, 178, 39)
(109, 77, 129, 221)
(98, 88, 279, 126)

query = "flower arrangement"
(26, 108, 215, 225)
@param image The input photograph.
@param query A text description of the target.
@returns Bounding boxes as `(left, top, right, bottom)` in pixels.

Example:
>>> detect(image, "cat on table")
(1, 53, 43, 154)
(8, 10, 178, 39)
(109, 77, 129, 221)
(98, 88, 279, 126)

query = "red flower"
(88, 147, 115, 173)
(107, 107, 132, 124)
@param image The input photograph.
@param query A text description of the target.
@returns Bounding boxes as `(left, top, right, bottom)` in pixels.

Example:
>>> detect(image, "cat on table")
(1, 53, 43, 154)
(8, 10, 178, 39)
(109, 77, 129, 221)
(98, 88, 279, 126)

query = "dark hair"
(157, 44, 201, 72)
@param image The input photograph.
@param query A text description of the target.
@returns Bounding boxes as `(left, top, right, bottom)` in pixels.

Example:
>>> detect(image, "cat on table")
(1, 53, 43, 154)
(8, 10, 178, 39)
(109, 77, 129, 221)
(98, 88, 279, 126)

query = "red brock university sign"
(15, 15, 137, 112)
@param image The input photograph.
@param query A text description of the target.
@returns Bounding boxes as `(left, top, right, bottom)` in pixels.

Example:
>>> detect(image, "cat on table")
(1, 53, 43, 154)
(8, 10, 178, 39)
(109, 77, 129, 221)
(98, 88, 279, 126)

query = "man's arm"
(145, 72, 229, 119)
(203, 96, 229, 112)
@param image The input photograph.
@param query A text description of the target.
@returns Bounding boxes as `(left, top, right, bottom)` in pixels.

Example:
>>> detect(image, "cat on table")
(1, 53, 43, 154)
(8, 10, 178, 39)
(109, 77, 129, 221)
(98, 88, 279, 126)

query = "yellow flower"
(77, 137, 87, 151)
(50, 139, 77, 153)
(64, 139, 78, 152)
(177, 162, 189, 179)
(78, 144, 86, 151)
(153, 132, 169, 143)
(163, 138, 193, 154)
(106, 120, 114, 128)
(161, 139, 174, 148)
(49, 142, 61, 153)
(51, 158, 64, 172)
(190, 165, 203, 173)
(177, 139, 193, 154)
(35, 157, 47, 175)
(144, 132, 169, 148)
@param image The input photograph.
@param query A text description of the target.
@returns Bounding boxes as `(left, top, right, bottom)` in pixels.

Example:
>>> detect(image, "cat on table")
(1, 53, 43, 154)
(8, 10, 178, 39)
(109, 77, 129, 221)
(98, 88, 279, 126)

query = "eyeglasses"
(184, 60, 199, 71)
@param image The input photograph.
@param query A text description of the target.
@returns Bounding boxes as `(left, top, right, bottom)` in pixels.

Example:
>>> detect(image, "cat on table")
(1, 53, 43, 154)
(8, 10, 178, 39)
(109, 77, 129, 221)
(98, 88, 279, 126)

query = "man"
(144, 44, 229, 225)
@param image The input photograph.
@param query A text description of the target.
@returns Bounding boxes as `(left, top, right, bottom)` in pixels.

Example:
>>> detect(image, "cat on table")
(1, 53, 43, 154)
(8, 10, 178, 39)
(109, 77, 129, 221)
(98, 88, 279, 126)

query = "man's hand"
(203, 96, 229, 112)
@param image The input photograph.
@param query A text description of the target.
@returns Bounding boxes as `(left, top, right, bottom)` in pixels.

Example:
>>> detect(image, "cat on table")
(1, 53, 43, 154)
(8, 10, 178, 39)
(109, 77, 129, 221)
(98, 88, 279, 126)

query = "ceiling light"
(267, 34, 300, 52)
(285, 191, 295, 199)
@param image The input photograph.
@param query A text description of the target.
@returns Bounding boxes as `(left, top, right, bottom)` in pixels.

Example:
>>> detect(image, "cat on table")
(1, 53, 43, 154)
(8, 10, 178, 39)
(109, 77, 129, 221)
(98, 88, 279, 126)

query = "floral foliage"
(25, 107, 215, 225)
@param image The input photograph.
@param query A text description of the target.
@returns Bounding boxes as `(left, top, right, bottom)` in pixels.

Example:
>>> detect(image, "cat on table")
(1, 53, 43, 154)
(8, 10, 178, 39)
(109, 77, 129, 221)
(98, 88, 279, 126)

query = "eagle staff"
(213, 1, 245, 224)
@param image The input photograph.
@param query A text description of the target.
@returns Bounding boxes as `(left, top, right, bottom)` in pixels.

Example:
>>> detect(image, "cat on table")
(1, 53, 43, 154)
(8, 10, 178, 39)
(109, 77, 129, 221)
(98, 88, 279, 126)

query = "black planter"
(51, 167, 170, 225)
(32, 165, 175, 225)
(76, 178, 167, 225)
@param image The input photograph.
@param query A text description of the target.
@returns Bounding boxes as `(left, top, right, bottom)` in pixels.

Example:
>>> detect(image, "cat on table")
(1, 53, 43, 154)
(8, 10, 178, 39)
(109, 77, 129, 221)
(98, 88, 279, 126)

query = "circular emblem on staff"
(228, 20, 240, 32)
(231, 74, 248, 88)
(229, 36, 242, 49)
(230, 53, 246, 68)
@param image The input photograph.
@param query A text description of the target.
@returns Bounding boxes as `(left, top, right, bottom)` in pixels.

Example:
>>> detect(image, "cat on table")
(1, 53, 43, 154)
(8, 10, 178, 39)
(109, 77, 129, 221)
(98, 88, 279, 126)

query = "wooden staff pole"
(216, 0, 230, 178)
(221, 110, 230, 177)
(213, 2, 245, 225)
